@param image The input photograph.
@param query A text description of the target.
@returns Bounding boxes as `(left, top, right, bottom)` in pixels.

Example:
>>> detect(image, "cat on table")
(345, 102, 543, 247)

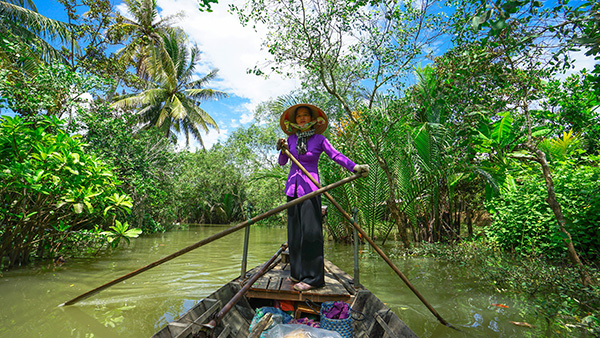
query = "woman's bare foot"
(293, 282, 314, 291)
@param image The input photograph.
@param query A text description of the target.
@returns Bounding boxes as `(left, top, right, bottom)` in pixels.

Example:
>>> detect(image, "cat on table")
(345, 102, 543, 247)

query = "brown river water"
(0, 225, 544, 338)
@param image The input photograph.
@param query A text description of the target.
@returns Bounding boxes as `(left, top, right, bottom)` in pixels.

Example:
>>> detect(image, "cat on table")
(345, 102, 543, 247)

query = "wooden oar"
(282, 148, 454, 328)
(60, 173, 364, 307)
(204, 243, 288, 330)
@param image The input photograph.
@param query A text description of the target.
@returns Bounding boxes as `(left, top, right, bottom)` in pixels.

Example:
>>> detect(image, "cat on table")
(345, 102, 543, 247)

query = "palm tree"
(392, 65, 455, 242)
(1, 0, 75, 67)
(112, 30, 227, 147)
(107, 0, 183, 80)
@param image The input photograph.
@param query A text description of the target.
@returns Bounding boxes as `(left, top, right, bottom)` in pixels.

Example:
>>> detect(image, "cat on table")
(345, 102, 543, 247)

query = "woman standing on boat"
(277, 104, 369, 291)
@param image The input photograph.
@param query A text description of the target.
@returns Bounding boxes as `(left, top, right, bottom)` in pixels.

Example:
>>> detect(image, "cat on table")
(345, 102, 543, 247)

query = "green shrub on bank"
(485, 164, 600, 259)
(75, 108, 178, 233)
(0, 115, 133, 269)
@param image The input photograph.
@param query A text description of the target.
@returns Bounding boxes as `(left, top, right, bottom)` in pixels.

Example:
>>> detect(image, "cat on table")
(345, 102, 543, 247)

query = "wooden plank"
(304, 273, 350, 297)
(324, 259, 356, 295)
(247, 288, 351, 303)
(296, 302, 320, 315)
(247, 289, 302, 301)
(253, 276, 269, 290)
(248, 313, 273, 338)
(267, 277, 282, 291)
(375, 312, 400, 338)
(300, 293, 352, 303)
(172, 299, 222, 338)
(260, 269, 289, 279)
(187, 298, 219, 322)
(271, 262, 285, 271)
(167, 322, 189, 338)
(246, 260, 352, 303)
(240, 257, 282, 285)
(191, 299, 221, 325)
(217, 324, 231, 338)
(280, 274, 294, 291)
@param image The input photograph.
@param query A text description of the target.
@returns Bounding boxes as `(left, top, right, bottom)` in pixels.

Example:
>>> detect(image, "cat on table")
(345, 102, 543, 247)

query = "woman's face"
(295, 108, 313, 127)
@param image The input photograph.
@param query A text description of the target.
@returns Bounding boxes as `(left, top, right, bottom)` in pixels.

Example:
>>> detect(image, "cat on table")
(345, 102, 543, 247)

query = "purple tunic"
(278, 134, 356, 197)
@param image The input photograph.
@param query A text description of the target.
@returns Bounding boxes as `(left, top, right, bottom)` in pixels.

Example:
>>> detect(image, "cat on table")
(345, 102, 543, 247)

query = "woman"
(277, 104, 368, 291)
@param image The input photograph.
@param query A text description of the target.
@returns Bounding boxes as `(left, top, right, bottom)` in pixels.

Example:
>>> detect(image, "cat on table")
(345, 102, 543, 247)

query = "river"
(0, 225, 542, 337)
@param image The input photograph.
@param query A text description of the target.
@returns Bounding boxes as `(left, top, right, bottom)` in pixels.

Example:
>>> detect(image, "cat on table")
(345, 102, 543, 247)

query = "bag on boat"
(249, 307, 293, 337)
(263, 324, 343, 338)
(319, 301, 352, 338)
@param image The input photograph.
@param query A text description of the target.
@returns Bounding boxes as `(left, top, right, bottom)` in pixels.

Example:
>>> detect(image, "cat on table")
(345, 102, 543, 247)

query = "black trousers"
(286, 195, 324, 287)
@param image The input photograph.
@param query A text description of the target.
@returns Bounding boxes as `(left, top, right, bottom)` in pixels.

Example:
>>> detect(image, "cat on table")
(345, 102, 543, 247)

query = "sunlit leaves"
(106, 0, 183, 80)
(538, 129, 584, 162)
(0, 115, 130, 268)
(486, 164, 600, 258)
(0, 0, 74, 66)
(104, 193, 134, 216)
(112, 30, 226, 147)
(99, 220, 142, 247)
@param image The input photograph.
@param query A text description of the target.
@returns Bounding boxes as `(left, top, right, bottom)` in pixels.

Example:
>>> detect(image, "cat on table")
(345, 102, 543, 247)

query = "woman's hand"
(353, 164, 369, 176)
(276, 138, 288, 151)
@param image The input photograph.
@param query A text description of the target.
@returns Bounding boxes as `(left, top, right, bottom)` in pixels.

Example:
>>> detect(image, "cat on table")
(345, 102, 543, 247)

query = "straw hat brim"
(280, 103, 329, 135)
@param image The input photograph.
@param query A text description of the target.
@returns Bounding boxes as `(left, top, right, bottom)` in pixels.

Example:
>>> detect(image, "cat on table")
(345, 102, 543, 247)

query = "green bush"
(486, 164, 600, 259)
(0, 115, 132, 269)
(75, 108, 177, 233)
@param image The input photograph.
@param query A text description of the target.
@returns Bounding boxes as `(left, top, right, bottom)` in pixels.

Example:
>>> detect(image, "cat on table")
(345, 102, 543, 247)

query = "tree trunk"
(467, 208, 473, 238)
(527, 144, 592, 286)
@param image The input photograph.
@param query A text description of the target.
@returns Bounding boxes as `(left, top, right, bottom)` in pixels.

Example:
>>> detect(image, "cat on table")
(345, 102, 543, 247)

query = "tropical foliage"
(0, 115, 132, 269)
(486, 161, 600, 260)
(106, 0, 182, 80)
(1, 0, 599, 332)
(112, 29, 227, 146)
(75, 107, 178, 233)
(0, 0, 74, 66)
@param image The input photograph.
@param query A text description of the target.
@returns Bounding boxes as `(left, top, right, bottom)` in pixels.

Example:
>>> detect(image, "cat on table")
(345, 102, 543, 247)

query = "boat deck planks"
(152, 255, 419, 338)
(243, 258, 354, 303)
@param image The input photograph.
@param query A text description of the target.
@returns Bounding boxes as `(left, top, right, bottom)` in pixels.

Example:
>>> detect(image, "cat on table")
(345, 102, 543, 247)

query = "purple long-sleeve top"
(279, 134, 356, 197)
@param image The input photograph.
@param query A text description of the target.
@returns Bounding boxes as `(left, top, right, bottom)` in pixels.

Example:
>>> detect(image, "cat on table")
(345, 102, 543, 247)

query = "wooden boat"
(152, 247, 418, 338)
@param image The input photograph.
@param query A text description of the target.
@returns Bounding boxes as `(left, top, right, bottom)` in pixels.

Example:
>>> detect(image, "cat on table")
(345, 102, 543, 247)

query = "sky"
(36, 0, 299, 150)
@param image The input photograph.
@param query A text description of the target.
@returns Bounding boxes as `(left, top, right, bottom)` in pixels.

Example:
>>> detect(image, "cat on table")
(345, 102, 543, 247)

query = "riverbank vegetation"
(1, 0, 598, 335)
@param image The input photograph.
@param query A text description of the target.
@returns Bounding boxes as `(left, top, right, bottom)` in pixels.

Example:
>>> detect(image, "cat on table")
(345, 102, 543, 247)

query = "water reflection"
(0, 225, 541, 338)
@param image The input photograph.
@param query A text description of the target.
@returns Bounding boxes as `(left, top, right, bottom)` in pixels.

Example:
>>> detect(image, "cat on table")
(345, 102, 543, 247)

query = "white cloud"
(176, 128, 229, 152)
(156, 0, 299, 111)
(240, 112, 254, 124)
(564, 50, 598, 78)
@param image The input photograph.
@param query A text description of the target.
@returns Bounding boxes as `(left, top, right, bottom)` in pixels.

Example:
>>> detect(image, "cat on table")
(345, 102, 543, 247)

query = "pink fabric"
(279, 134, 356, 197)
(289, 317, 321, 328)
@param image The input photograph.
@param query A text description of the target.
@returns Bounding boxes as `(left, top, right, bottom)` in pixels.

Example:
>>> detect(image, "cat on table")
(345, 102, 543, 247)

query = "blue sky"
(35, 0, 299, 150)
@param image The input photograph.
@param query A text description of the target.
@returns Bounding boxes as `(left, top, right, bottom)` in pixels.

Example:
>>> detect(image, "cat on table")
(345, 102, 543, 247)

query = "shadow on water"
(0, 225, 543, 338)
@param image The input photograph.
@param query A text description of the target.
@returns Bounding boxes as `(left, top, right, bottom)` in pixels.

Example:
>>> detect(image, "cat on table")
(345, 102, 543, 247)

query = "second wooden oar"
(60, 172, 364, 307)
(282, 148, 453, 328)
(203, 243, 288, 330)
